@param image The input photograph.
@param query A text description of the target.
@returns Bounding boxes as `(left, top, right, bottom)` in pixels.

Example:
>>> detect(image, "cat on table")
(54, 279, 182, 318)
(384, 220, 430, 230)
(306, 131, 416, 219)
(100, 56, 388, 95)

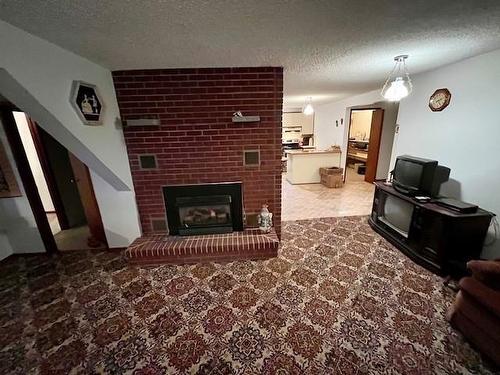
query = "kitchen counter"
(286, 149, 342, 184)
(285, 149, 340, 155)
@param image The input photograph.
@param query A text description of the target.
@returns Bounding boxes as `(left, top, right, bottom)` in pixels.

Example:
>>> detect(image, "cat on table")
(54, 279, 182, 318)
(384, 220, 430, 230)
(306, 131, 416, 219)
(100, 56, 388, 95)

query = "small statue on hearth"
(258, 204, 273, 233)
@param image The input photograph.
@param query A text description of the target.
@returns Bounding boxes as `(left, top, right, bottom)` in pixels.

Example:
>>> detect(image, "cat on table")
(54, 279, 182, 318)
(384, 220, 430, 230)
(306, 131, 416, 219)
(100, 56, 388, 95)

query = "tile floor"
(54, 225, 106, 252)
(46, 214, 106, 251)
(282, 167, 375, 221)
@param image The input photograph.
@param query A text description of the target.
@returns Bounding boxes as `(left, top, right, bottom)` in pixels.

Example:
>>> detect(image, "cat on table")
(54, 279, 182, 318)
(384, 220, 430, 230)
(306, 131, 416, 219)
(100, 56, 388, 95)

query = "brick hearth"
(125, 229, 279, 265)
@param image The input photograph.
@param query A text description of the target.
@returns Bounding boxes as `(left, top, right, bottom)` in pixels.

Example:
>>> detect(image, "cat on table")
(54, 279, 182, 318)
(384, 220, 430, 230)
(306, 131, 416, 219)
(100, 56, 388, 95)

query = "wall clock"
(429, 88, 451, 112)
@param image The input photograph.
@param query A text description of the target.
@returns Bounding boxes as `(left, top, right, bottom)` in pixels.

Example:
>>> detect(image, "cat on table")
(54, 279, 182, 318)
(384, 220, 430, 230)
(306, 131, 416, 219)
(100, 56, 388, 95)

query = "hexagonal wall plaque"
(70, 81, 104, 125)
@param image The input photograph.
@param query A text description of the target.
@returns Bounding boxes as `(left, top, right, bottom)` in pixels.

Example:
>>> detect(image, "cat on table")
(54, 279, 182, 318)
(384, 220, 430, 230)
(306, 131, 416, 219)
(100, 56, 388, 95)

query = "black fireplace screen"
(177, 195, 232, 235)
(163, 182, 243, 236)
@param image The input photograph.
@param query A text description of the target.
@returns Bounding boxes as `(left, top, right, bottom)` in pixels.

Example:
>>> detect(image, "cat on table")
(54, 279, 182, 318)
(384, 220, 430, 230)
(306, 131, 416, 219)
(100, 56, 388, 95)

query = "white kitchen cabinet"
(283, 112, 314, 135)
(286, 149, 341, 184)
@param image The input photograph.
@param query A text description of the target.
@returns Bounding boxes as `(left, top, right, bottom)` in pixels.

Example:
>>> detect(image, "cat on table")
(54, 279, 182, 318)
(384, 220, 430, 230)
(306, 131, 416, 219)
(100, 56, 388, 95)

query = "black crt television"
(392, 155, 450, 197)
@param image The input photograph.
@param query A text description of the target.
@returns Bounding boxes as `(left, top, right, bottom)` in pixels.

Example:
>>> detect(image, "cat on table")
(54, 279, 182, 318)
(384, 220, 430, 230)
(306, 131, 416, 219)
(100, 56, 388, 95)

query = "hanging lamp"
(381, 55, 412, 101)
(302, 97, 314, 115)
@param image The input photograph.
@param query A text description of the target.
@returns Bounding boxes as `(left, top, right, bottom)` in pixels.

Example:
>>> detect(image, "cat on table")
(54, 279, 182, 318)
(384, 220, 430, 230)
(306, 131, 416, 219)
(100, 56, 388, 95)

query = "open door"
(364, 109, 384, 183)
(68, 153, 107, 247)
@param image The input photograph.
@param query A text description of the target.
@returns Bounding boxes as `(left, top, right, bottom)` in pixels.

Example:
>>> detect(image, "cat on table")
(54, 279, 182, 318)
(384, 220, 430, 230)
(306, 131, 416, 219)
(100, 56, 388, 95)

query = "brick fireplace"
(112, 67, 283, 247)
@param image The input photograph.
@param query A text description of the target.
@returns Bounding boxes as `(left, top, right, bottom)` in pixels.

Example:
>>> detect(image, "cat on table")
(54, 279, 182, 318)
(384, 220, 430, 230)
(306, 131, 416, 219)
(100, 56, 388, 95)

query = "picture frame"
(0, 140, 21, 198)
(70, 80, 105, 126)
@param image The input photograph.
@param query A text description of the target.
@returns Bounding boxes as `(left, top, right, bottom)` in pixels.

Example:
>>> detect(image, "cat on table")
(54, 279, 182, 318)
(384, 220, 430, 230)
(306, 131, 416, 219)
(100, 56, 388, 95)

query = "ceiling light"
(381, 55, 412, 102)
(303, 97, 314, 115)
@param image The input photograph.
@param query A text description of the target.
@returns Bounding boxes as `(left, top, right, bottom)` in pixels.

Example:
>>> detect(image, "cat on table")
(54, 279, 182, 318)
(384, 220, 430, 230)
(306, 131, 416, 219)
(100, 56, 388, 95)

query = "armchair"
(446, 259, 500, 366)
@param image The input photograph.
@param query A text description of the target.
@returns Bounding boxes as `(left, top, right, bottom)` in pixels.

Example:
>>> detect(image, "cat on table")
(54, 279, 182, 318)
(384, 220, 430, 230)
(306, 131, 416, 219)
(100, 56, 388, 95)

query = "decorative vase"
(258, 204, 273, 233)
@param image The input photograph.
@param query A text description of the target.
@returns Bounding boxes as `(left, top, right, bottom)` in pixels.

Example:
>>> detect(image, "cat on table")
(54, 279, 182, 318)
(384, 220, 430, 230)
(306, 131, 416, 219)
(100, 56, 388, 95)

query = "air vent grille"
(139, 154, 157, 169)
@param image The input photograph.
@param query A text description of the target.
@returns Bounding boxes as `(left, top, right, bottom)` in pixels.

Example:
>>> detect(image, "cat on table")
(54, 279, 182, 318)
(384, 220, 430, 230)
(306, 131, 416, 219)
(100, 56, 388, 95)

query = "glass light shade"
(381, 55, 412, 102)
(303, 103, 314, 115)
(382, 77, 410, 101)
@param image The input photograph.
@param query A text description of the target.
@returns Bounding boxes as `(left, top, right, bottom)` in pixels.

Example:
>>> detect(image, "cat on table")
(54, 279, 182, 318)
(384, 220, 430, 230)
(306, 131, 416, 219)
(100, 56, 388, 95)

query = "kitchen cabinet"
(283, 112, 314, 135)
(286, 149, 341, 184)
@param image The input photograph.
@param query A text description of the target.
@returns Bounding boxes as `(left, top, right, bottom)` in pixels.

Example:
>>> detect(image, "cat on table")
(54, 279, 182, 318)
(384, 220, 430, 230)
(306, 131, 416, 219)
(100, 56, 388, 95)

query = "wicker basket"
(319, 167, 343, 188)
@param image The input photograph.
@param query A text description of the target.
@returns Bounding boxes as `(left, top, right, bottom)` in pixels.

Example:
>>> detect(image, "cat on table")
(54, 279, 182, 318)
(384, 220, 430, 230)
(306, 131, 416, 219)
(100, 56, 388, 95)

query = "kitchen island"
(286, 149, 342, 184)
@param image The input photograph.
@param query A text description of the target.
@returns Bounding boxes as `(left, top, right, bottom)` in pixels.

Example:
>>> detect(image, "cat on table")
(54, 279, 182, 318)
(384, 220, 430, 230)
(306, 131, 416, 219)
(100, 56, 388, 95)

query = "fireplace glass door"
(176, 195, 232, 235)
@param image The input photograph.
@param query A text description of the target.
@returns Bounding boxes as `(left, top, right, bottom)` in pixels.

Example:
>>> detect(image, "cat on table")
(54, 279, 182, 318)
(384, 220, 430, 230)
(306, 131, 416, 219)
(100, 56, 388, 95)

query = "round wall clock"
(429, 88, 451, 112)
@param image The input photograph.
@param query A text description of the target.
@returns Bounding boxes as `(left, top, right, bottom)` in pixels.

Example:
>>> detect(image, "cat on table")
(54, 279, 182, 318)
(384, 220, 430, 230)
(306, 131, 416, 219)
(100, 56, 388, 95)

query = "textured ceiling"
(1, 1, 500, 106)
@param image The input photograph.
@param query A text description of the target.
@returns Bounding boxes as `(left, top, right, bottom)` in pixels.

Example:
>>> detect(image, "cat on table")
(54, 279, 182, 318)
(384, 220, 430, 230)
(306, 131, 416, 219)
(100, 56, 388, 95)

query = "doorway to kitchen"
(3, 108, 107, 252)
(345, 108, 384, 184)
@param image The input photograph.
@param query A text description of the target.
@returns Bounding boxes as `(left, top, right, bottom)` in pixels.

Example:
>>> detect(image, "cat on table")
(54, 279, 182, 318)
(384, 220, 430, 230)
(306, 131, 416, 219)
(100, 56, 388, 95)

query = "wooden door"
(38, 128, 86, 228)
(364, 109, 384, 183)
(68, 153, 107, 247)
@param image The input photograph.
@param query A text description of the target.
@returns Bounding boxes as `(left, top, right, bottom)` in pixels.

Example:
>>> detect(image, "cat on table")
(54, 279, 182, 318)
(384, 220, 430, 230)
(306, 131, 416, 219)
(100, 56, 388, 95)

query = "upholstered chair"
(447, 259, 500, 366)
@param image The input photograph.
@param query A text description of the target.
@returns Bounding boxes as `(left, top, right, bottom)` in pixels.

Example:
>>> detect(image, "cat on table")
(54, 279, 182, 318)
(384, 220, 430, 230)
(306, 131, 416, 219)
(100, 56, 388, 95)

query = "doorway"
(1, 107, 107, 252)
(345, 108, 384, 184)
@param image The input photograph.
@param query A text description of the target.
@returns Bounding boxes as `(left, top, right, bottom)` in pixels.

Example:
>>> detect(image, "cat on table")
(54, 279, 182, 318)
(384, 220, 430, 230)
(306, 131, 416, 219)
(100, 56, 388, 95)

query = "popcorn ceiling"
(1, 0, 499, 105)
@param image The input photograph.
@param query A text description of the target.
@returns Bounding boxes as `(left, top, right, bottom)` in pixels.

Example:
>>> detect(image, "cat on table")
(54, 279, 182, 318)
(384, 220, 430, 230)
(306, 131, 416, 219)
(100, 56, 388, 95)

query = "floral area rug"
(0, 216, 496, 374)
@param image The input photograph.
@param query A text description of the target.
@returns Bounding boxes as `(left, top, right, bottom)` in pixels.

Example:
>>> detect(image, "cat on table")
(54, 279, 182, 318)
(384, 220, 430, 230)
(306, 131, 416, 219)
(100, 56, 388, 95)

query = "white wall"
(0, 235, 12, 261)
(0, 118, 45, 259)
(390, 48, 500, 258)
(315, 90, 398, 179)
(13, 112, 55, 212)
(0, 20, 141, 248)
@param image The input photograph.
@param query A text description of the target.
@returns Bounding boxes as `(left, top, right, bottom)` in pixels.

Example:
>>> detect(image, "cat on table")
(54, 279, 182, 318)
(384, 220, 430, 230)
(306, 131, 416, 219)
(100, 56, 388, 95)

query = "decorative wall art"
(0, 140, 21, 198)
(70, 81, 104, 125)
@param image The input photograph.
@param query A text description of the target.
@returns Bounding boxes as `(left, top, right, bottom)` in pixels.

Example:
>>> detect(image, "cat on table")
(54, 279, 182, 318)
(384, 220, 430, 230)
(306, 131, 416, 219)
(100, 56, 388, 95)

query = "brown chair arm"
(467, 259, 500, 291)
(459, 277, 500, 318)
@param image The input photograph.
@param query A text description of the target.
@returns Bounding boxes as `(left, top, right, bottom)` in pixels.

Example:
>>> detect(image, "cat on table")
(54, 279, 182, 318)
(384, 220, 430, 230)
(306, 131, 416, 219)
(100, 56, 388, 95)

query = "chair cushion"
(448, 300, 500, 366)
(459, 277, 500, 318)
(467, 259, 500, 291)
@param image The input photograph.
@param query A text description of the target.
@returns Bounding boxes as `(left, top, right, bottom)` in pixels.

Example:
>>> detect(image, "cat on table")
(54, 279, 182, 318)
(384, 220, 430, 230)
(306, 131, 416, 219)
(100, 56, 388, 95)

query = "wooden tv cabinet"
(369, 181, 494, 277)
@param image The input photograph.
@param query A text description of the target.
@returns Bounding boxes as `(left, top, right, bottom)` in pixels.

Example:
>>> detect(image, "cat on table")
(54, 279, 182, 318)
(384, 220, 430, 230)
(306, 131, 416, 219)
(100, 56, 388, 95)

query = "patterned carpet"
(0, 216, 496, 374)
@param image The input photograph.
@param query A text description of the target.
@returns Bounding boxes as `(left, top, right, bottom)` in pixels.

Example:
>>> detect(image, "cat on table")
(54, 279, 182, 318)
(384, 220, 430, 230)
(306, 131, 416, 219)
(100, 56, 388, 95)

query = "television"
(378, 194, 414, 238)
(392, 155, 450, 197)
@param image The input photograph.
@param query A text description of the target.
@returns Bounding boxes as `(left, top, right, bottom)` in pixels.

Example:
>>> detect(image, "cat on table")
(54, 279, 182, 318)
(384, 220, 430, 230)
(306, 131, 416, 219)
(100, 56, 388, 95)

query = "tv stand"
(369, 182, 493, 278)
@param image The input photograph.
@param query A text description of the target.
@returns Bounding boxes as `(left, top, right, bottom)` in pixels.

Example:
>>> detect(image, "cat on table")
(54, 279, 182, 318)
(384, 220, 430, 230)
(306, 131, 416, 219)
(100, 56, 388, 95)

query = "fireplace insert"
(163, 182, 243, 235)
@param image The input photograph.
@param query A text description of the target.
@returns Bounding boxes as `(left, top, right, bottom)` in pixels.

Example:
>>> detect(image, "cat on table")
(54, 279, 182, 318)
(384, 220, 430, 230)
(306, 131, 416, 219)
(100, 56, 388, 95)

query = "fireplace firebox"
(163, 182, 243, 236)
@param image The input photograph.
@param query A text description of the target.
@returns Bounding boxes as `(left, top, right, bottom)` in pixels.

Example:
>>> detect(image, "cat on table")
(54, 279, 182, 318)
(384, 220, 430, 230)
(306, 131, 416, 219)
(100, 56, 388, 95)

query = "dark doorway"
(37, 125, 87, 228)
(2, 106, 108, 252)
(0, 107, 57, 254)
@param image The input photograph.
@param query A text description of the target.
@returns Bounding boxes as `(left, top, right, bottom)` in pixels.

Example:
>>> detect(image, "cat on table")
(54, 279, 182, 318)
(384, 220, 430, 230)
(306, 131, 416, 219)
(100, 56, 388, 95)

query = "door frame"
(0, 106, 58, 254)
(26, 116, 70, 229)
(344, 106, 383, 183)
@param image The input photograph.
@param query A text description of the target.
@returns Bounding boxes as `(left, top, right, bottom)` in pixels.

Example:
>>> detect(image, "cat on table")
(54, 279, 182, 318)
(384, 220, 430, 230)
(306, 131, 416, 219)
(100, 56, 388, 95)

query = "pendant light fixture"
(381, 55, 412, 102)
(303, 97, 314, 115)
